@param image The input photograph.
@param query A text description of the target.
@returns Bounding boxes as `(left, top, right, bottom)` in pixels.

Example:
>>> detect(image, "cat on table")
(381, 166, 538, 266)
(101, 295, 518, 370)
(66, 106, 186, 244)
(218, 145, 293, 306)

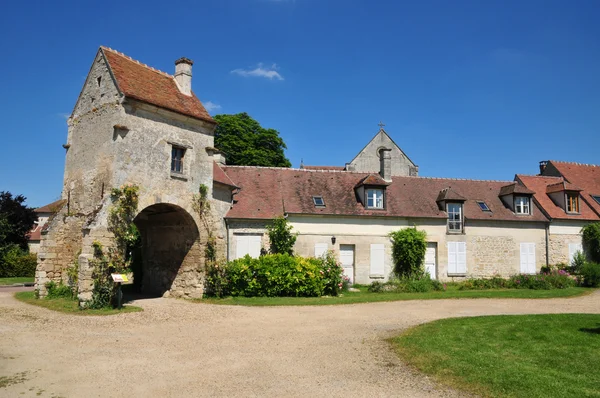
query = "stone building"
(28, 199, 65, 253)
(35, 47, 224, 301)
(37, 47, 600, 302)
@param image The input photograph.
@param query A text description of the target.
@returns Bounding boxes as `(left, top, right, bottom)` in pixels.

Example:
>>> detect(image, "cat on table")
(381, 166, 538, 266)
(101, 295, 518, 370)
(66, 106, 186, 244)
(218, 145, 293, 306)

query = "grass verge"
(391, 314, 600, 398)
(14, 291, 142, 315)
(0, 277, 34, 285)
(197, 286, 592, 306)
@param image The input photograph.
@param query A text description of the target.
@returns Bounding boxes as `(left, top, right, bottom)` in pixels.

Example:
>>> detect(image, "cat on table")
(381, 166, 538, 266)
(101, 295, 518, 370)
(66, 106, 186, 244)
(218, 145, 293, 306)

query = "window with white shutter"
(520, 243, 536, 274)
(448, 242, 466, 274)
(370, 244, 385, 275)
(314, 243, 328, 258)
(569, 243, 583, 264)
(235, 234, 262, 259)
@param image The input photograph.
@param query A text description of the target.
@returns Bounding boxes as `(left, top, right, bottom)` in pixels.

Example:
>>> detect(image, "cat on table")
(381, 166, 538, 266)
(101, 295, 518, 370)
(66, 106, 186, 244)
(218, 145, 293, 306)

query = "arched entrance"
(133, 203, 202, 298)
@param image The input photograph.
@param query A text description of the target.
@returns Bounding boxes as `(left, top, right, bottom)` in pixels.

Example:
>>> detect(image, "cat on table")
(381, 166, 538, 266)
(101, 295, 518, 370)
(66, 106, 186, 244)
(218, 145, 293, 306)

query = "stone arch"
(133, 203, 203, 298)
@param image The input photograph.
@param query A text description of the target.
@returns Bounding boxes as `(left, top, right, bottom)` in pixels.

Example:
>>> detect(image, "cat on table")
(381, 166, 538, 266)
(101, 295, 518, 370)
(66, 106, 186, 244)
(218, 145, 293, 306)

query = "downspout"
(225, 218, 230, 262)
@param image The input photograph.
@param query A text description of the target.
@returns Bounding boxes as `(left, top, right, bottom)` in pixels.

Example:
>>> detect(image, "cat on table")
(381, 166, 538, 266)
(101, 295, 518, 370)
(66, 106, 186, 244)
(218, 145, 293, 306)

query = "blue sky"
(1, 0, 599, 207)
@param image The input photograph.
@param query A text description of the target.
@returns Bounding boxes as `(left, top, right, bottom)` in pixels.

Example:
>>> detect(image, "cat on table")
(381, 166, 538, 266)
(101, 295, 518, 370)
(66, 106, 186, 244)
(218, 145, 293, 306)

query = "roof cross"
(378, 121, 385, 129)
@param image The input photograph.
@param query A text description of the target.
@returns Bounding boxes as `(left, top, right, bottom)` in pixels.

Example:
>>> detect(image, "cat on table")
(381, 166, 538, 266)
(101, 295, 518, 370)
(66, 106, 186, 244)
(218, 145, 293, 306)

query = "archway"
(133, 203, 201, 298)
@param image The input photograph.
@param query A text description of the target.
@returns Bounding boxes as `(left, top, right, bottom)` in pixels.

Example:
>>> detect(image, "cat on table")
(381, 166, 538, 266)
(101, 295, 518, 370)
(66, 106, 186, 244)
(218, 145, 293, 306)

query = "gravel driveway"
(1, 290, 598, 398)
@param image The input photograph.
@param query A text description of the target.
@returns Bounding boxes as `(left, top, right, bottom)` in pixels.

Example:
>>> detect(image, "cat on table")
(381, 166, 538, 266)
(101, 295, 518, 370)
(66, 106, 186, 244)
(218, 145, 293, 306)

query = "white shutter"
(520, 243, 536, 274)
(447, 242, 457, 274)
(456, 242, 467, 274)
(569, 243, 583, 263)
(235, 235, 248, 259)
(249, 235, 262, 258)
(314, 243, 328, 258)
(370, 244, 385, 275)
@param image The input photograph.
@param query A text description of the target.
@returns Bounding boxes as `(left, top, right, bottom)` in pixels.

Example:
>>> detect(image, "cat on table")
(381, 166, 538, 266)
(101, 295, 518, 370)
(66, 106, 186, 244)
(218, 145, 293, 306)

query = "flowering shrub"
(204, 251, 345, 298)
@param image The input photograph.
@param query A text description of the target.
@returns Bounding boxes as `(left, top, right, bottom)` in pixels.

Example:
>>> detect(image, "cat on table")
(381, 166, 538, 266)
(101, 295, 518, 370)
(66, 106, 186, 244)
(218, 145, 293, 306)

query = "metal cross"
(378, 121, 385, 129)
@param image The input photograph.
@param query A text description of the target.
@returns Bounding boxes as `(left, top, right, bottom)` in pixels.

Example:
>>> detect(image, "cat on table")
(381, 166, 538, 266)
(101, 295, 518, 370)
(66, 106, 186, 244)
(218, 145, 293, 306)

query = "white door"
(314, 243, 328, 258)
(520, 243, 536, 274)
(235, 234, 262, 259)
(339, 245, 355, 284)
(425, 243, 437, 279)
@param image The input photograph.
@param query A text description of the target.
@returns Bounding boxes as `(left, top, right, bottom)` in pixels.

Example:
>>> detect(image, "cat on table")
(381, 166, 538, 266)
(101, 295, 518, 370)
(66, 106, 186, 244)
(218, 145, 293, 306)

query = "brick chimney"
(379, 148, 392, 182)
(174, 57, 193, 96)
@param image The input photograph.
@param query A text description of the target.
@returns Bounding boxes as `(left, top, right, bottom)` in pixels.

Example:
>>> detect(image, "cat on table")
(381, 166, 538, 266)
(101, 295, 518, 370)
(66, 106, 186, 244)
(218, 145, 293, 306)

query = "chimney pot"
(539, 161, 548, 175)
(174, 57, 193, 96)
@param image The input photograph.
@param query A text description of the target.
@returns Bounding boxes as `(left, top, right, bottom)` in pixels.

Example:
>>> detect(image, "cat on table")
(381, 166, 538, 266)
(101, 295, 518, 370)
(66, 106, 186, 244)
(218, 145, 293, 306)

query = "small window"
(567, 193, 579, 213)
(515, 196, 530, 215)
(592, 195, 600, 205)
(366, 189, 384, 209)
(97, 76, 102, 86)
(477, 201, 491, 212)
(313, 196, 325, 207)
(447, 203, 463, 232)
(171, 146, 185, 174)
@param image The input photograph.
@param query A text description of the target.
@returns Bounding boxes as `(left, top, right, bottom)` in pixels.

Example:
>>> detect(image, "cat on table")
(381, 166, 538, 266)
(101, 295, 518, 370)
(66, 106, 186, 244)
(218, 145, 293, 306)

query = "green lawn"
(391, 314, 600, 398)
(0, 277, 34, 285)
(14, 291, 142, 315)
(197, 286, 591, 306)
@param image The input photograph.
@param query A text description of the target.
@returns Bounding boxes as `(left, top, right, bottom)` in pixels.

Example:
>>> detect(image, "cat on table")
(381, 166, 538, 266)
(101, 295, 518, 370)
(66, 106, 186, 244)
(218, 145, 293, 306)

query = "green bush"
(0, 245, 37, 277)
(580, 262, 600, 288)
(267, 216, 297, 255)
(582, 223, 600, 263)
(571, 251, 586, 273)
(368, 274, 444, 293)
(459, 272, 577, 291)
(208, 253, 346, 298)
(45, 281, 75, 299)
(389, 227, 427, 278)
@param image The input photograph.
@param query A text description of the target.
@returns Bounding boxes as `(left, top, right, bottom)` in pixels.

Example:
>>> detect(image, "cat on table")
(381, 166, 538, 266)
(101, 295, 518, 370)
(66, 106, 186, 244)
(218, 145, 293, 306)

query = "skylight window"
(313, 196, 325, 207)
(477, 201, 491, 212)
(592, 195, 600, 206)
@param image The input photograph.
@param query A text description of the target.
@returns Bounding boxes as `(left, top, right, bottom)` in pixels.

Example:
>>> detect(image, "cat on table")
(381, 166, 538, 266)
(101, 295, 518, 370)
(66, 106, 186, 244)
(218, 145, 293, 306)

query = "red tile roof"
(101, 47, 215, 124)
(516, 175, 599, 221)
(222, 166, 548, 222)
(499, 183, 536, 196)
(355, 174, 389, 187)
(436, 187, 466, 202)
(35, 199, 66, 213)
(546, 161, 600, 216)
(213, 162, 238, 188)
(302, 165, 346, 171)
(546, 180, 583, 194)
(28, 224, 43, 241)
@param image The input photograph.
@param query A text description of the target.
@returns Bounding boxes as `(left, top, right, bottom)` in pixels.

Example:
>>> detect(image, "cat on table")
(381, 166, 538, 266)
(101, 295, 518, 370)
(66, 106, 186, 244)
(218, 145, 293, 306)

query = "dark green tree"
(214, 113, 291, 167)
(267, 216, 297, 255)
(0, 192, 37, 251)
(389, 227, 427, 278)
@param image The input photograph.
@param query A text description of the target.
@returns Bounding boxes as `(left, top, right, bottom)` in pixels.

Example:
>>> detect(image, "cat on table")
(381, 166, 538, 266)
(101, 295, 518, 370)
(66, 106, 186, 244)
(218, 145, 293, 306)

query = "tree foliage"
(214, 113, 291, 167)
(267, 216, 297, 255)
(389, 227, 427, 278)
(0, 192, 37, 250)
(582, 222, 600, 263)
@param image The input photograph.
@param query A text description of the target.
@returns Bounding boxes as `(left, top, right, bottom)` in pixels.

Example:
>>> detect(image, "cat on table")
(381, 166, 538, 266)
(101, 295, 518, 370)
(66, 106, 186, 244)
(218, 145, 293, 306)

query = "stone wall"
(549, 234, 583, 265)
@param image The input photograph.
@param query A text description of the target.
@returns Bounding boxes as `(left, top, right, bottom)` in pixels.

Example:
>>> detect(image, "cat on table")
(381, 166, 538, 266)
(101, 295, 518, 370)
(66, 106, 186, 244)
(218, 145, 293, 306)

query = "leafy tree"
(0, 192, 37, 250)
(582, 222, 600, 263)
(389, 227, 427, 278)
(267, 216, 297, 255)
(214, 113, 291, 167)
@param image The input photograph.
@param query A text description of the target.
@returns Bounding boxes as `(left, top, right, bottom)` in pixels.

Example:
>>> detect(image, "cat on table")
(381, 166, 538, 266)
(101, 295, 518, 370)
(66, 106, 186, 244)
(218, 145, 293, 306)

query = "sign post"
(111, 274, 129, 309)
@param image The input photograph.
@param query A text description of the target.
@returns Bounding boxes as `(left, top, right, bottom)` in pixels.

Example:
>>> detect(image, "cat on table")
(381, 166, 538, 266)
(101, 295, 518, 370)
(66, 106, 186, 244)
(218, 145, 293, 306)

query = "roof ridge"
(101, 46, 174, 80)
(549, 160, 600, 168)
(516, 174, 563, 179)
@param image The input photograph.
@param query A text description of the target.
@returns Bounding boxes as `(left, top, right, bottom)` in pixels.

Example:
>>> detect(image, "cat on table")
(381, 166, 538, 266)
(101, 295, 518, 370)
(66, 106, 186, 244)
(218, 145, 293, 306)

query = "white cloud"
(231, 63, 284, 81)
(204, 101, 222, 113)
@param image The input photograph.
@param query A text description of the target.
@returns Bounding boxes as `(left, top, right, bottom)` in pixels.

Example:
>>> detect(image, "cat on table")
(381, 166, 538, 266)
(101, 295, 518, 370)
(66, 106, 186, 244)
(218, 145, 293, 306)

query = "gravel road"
(1, 290, 598, 398)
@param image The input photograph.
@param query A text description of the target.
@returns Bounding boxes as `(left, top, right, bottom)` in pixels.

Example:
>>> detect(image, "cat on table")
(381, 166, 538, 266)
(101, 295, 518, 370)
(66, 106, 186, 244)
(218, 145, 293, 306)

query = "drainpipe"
(545, 222, 550, 266)
(225, 218, 230, 262)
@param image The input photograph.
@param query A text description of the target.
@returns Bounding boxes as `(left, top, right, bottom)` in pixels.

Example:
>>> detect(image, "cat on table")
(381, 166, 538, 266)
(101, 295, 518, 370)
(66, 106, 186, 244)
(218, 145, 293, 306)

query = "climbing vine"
(88, 184, 139, 309)
(193, 184, 216, 263)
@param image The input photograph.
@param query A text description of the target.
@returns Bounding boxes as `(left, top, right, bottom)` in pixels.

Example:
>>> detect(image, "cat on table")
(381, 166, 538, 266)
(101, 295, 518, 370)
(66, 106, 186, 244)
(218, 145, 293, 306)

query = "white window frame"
(566, 193, 579, 213)
(569, 243, 583, 264)
(234, 234, 262, 259)
(447, 203, 463, 233)
(370, 243, 385, 276)
(366, 189, 384, 209)
(515, 196, 530, 215)
(520, 243, 536, 274)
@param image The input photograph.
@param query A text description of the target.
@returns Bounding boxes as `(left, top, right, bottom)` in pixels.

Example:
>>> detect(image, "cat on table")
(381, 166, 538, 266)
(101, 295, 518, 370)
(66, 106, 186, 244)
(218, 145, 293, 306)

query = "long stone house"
(35, 48, 600, 301)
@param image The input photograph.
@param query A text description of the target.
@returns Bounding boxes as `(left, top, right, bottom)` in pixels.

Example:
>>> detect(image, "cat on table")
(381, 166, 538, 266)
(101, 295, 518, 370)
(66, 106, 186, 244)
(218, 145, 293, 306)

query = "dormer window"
(313, 196, 325, 207)
(567, 193, 579, 213)
(515, 196, 530, 215)
(447, 203, 463, 232)
(366, 189, 384, 209)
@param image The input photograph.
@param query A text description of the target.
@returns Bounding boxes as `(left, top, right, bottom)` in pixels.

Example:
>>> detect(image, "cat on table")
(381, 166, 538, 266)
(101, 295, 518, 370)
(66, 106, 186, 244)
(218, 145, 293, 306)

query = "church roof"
(101, 47, 215, 124)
